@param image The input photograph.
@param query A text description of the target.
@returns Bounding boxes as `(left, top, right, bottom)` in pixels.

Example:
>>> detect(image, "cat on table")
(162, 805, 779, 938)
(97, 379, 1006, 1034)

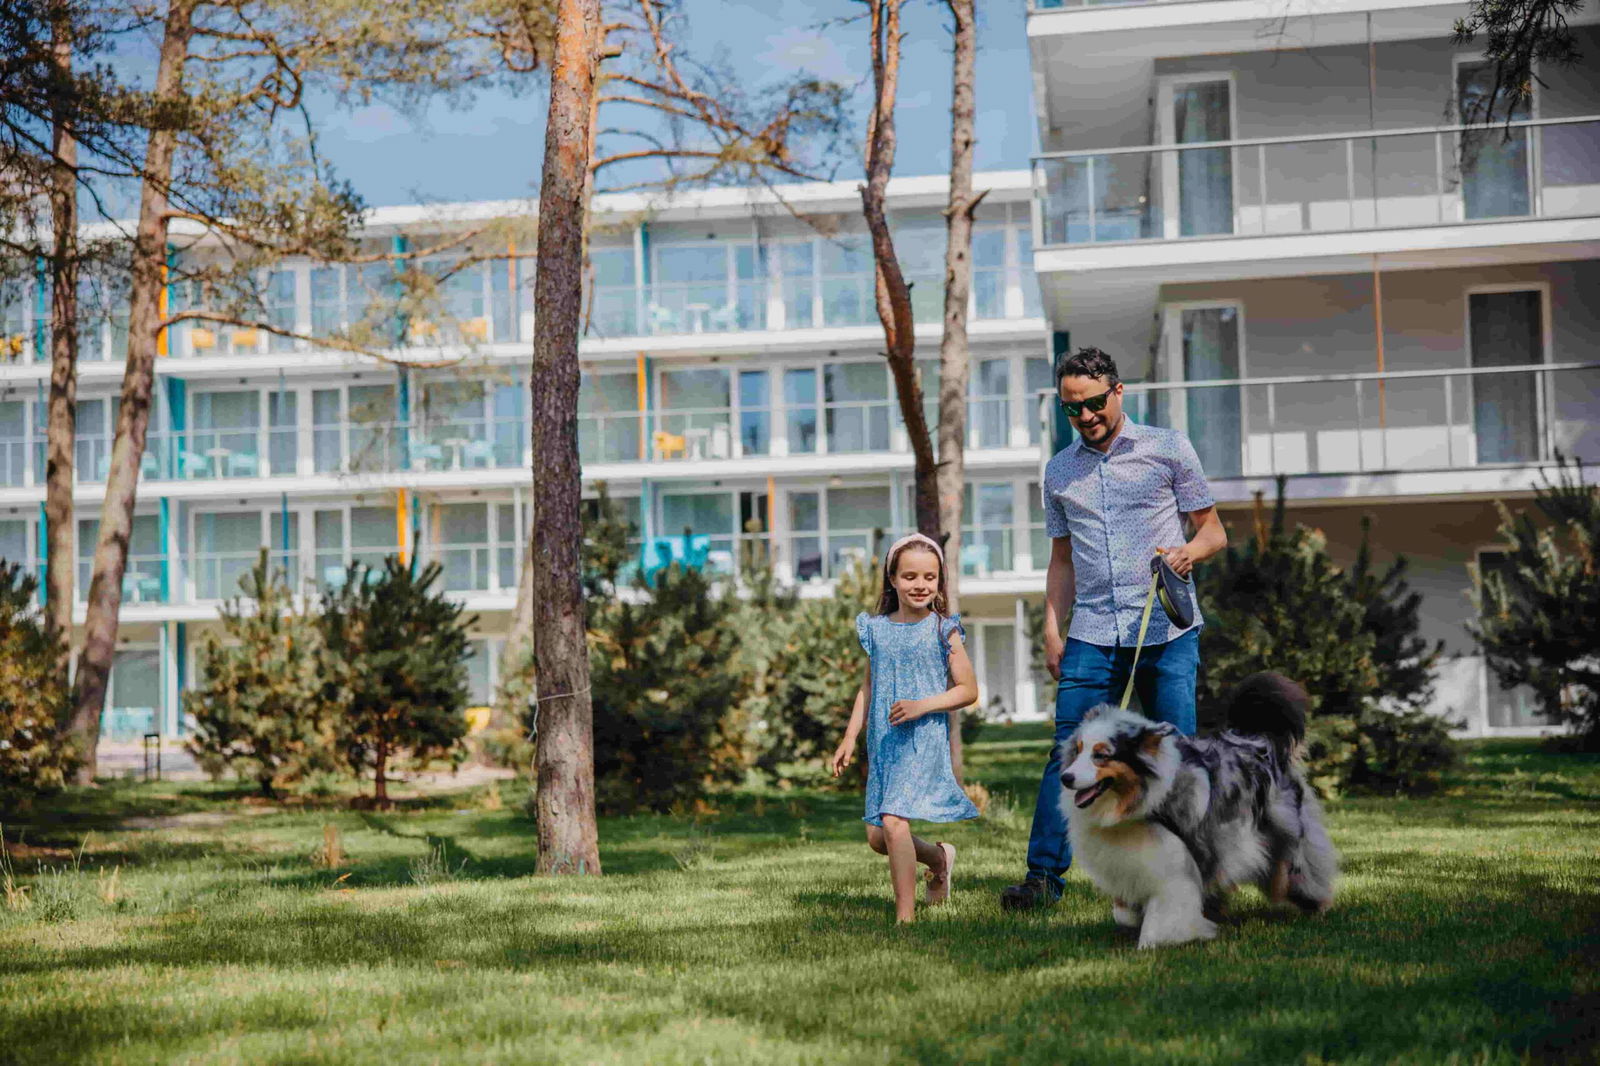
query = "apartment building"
(1027, 0, 1600, 733)
(0, 174, 1054, 748)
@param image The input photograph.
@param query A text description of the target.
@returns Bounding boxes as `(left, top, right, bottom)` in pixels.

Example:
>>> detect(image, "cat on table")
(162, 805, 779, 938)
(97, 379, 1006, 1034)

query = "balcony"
(1038, 360, 1600, 495)
(1033, 117, 1600, 257)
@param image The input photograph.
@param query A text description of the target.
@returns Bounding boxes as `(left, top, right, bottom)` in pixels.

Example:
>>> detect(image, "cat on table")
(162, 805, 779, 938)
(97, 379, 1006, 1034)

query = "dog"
(1061, 672, 1339, 949)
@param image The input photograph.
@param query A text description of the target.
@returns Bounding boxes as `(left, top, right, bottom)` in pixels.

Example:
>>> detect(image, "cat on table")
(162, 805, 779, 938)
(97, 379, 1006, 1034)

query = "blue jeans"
(1024, 630, 1200, 896)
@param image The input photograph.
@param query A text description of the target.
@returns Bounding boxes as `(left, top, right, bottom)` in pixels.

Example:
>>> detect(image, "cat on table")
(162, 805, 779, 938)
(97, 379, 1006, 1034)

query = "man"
(999, 346, 1228, 911)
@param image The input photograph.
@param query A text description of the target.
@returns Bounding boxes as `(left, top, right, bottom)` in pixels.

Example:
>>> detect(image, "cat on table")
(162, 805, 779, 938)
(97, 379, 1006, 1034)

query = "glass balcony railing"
(1036, 361, 1600, 478)
(191, 550, 300, 601)
(76, 555, 168, 604)
(1032, 116, 1600, 247)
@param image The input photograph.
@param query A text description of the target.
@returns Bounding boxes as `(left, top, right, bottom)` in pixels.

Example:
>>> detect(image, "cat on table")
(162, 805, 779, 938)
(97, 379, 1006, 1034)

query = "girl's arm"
(831, 661, 871, 777)
(887, 634, 979, 724)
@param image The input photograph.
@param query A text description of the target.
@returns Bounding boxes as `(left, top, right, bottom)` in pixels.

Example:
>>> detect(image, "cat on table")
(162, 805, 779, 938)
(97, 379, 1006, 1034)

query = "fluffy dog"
(1061, 672, 1338, 948)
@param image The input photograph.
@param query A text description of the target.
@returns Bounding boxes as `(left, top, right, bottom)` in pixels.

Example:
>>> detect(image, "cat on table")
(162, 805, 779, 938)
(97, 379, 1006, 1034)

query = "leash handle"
(1118, 566, 1162, 711)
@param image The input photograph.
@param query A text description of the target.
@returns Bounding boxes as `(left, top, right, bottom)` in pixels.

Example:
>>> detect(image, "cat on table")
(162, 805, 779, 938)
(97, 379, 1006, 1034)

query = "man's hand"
(1159, 544, 1196, 579)
(888, 699, 928, 726)
(830, 740, 855, 778)
(1044, 633, 1065, 681)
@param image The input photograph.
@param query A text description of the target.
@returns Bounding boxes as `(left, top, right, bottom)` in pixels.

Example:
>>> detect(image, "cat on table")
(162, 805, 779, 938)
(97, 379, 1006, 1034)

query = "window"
(962, 483, 1015, 575)
(820, 237, 873, 327)
(0, 518, 29, 569)
(105, 648, 161, 740)
(776, 242, 815, 329)
(824, 362, 890, 453)
(973, 228, 1008, 319)
(969, 358, 1011, 449)
(587, 247, 636, 337)
(79, 514, 162, 603)
(0, 400, 27, 487)
(579, 371, 641, 464)
(792, 485, 892, 581)
(1026, 480, 1048, 571)
(651, 242, 763, 334)
(784, 368, 819, 455)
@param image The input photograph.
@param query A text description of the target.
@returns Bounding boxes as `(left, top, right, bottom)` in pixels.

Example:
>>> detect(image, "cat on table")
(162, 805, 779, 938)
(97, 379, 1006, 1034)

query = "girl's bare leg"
(879, 816, 947, 922)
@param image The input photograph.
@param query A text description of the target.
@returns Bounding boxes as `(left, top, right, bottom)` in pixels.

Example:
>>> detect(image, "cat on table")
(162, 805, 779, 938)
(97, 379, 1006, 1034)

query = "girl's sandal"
(925, 842, 956, 906)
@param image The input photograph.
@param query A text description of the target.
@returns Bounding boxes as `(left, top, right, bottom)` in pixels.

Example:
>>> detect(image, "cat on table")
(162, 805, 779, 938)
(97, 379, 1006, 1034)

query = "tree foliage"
(319, 558, 472, 807)
(1196, 480, 1455, 794)
(0, 562, 77, 808)
(1470, 457, 1600, 750)
(587, 562, 749, 813)
(184, 552, 337, 797)
(738, 548, 879, 783)
(1454, 0, 1585, 124)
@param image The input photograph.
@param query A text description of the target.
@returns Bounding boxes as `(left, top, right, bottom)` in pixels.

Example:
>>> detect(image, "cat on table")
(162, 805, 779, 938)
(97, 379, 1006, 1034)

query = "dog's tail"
(1223, 672, 1308, 762)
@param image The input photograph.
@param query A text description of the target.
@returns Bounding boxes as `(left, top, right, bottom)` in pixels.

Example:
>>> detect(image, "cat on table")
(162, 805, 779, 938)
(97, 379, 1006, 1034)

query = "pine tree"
(1470, 456, 1600, 750)
(1346, 515, 1445, 711)
(740, 551, 878, 782)
(0, 562, 77, 809)
(1197, 479, 1454, 794)
(319, 559, 472, 808)
(184, 552, 335, 798)
(587, 563, 749, 813)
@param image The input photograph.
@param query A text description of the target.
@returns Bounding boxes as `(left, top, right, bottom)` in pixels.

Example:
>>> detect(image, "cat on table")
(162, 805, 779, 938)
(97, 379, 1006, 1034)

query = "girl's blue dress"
(855, 611, 981, 828)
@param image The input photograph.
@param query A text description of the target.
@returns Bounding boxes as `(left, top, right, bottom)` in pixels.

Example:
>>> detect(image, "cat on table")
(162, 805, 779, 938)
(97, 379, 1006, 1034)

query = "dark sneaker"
(999, 876, 1060, 912)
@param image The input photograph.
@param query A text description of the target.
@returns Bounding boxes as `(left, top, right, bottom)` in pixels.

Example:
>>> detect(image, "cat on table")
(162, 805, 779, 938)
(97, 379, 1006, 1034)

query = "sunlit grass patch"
(0, 734, 1595, 1065)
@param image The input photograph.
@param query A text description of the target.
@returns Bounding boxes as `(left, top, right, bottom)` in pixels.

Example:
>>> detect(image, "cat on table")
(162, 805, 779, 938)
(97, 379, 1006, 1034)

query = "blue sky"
(314, 0, 1036, 208)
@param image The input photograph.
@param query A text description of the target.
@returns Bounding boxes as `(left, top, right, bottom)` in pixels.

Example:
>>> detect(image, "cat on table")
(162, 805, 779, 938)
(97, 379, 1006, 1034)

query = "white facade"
(0, 173, 1057, 746)
(1027, 0, 1600, 733)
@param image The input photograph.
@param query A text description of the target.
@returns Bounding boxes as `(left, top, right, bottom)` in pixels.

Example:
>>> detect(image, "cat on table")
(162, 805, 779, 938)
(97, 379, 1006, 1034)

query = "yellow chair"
(189, 327, 216, 352)
(464, 705, 492, 735)
(2, 335, 24, 360)
(409, 319, 439, 342)
(229, 328, 260, 350)
(653, 430, 687, 460)
(459, 317, 489, 341)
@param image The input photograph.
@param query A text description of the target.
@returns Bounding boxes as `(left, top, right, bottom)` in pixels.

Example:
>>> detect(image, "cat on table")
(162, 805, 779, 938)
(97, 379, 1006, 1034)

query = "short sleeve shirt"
(1041, 418, 1215, 647)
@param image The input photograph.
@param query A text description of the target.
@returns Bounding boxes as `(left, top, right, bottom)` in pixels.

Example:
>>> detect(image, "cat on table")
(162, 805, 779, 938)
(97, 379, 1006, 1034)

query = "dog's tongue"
(1074, 783, 1105, 809)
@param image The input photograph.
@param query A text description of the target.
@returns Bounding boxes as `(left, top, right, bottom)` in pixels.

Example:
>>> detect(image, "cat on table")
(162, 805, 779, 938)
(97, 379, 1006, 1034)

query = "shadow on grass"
(2, 853, 1593, 1065)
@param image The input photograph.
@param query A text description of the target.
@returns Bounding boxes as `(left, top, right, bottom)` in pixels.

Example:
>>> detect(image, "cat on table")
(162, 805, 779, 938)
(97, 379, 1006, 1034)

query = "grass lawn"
(1, 730, 1596, 1065)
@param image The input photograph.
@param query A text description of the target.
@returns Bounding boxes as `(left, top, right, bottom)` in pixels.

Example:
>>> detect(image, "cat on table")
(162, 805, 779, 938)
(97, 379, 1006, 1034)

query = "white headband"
(883, 532, 945, 580)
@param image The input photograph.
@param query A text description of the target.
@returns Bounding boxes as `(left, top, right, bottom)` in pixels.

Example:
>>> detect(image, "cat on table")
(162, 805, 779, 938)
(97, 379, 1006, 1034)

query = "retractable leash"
(1117, 551, 1194, 711)
(1117, 568, 1163, 711)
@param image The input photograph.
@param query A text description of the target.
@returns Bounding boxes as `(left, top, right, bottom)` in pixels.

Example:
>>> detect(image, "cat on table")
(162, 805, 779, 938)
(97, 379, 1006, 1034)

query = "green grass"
(1, 731, 1596, 1065)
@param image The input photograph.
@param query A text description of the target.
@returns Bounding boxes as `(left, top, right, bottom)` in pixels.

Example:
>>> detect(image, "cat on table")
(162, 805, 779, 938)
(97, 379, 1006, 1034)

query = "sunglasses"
(1059, 386, 1117, 419)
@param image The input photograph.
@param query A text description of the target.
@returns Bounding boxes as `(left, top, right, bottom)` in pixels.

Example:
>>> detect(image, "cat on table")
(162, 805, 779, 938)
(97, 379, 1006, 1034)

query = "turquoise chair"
(463, 439, 496, 467)
(227, 452, 260, 477)
(178, 451, 210, 478)
(410, 442, 445, 470)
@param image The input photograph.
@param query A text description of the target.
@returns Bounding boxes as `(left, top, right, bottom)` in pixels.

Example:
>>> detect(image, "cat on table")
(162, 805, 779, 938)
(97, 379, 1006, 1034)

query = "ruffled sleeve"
(940, 613, 966, 650)
(855, 611, 874, 655)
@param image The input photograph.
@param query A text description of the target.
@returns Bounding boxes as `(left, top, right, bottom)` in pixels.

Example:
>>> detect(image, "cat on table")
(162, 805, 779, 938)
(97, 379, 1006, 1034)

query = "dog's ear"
(1082, 704, 1113, 724)
(1140, 722, 1177, 756)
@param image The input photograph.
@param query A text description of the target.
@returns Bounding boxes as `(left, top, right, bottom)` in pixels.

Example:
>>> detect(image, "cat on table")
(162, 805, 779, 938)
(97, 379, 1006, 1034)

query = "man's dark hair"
(1056, 346, 1120, 387)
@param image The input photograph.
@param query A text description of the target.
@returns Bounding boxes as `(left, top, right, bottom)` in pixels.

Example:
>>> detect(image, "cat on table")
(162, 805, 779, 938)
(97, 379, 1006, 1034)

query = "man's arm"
(1042, 536, 1075, 681)
(1160, 505, 1227, 578)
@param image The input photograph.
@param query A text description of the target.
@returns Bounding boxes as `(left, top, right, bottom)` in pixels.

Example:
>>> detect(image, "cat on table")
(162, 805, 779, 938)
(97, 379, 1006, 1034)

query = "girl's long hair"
(875, 535, 953, 656)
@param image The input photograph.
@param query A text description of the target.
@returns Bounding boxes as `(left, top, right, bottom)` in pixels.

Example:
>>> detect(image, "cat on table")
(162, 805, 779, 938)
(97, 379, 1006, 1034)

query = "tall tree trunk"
(68, 0, 195, 783)
(860, 0, 938, 538)
(937, 0, 980, 783)
(374, 736, 389, 807)
(45, 4, 78, 673)
(531, 0, 603, 876)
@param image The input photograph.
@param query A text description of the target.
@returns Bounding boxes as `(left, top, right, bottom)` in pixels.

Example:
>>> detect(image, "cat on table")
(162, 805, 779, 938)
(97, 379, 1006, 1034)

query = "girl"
(831, 532, 980, 923)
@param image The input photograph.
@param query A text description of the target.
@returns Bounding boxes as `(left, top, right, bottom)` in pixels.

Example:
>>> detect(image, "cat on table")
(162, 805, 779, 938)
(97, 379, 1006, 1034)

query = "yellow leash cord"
(1118, 566, 1162, 711)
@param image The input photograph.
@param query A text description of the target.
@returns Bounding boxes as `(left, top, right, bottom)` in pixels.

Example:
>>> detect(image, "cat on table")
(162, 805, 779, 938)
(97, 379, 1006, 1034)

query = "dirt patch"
(119, 811, 242, 831)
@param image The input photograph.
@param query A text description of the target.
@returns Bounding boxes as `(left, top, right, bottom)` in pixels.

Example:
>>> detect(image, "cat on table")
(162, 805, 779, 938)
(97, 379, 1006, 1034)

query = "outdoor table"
(204, 447, 232, 477)
(444, 437, 470, 469)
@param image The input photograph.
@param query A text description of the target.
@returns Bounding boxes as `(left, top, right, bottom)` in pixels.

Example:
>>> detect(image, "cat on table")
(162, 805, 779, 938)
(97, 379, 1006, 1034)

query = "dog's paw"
(1111, 900, 1142, 929)
(1137, 916, 1218, 949)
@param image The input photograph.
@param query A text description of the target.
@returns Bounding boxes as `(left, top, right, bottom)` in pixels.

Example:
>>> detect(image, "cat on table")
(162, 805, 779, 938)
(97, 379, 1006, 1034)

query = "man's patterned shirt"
(1041, 417, 1215, 647)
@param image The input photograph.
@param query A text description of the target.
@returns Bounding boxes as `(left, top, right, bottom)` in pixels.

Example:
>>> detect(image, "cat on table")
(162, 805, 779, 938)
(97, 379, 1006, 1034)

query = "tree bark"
(860, 0, 938, 538)
(45, 4, 78, 672)
(374, 736, 389, 807)
(937, 0, 979, 783)
(68, 0, 195, 783)
(531, 0, 603, 876)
